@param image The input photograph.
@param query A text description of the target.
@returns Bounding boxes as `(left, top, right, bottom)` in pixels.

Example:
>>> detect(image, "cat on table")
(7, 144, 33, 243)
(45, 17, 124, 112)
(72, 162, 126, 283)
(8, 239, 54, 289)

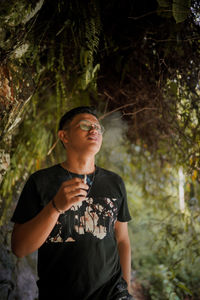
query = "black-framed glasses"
(78, 120, 105, 135)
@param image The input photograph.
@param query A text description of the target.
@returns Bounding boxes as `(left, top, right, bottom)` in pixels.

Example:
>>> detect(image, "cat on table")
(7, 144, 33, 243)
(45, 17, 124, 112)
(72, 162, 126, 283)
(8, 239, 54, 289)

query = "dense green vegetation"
(0, 0, 200, 299)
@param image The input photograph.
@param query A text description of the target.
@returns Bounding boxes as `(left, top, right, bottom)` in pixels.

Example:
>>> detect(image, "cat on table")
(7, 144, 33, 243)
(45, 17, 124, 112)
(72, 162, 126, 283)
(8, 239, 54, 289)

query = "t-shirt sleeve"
(117, 178, 131, 222)
(11, 174, 42, 224)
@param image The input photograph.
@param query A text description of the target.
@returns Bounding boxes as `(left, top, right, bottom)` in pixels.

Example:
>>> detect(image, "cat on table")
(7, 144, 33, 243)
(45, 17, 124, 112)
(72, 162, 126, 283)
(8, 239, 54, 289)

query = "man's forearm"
(12, 177, 89, 258)
(11, 200, 59, 258)
(117, 240, 132, 292)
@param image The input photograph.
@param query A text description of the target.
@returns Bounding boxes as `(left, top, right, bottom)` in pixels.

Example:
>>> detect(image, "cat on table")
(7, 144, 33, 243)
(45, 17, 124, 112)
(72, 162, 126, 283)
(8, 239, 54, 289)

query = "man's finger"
(62, 178, 88, 190)
(68, 188, 88, 199)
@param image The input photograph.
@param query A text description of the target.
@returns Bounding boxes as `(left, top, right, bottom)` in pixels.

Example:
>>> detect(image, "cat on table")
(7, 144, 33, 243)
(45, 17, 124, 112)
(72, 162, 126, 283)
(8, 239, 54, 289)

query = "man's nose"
(89, 125, 98, 133)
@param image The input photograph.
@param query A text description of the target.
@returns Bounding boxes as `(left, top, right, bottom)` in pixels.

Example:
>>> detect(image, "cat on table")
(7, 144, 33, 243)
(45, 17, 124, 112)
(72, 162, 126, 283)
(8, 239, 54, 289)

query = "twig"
(47, 138, 59, 155)
(99, 102, 137, 120)
(146, 36, 200, 43)
(123, 107, 157, 116)
(103, 91, 114, 100)
(128, 9, 190, 21)
(103, 99, 109, 114)
(128, 10, 159, 20)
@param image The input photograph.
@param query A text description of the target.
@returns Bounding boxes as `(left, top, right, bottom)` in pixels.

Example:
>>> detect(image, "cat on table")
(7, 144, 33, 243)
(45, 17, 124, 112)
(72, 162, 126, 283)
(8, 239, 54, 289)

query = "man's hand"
(115, 221, 132, 294)
(12, 178, 88, 258)
(53, 177, 89, 212)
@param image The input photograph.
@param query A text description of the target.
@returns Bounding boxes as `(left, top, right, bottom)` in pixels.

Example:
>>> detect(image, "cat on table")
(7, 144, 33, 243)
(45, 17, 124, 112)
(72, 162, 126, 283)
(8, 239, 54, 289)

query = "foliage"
(126, 148, 200, 300)
(0, 1, 200, 298)
(1, 0, 200, 182)
(131, 208, 200, 299)
(97, 135, 200, 299)
(157, 0, 191, 23)
(0, 0, 102, 221)
(96, 0, 200, 174)
(0, 87, 95, 224)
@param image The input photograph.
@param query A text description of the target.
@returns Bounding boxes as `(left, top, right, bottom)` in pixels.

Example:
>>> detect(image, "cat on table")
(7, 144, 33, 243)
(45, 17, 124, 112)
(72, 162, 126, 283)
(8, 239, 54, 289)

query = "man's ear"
(58, 130, 69, 145)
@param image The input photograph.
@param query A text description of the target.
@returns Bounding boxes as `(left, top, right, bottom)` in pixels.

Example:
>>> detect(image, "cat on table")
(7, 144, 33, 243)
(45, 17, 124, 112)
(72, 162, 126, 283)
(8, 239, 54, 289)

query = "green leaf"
(172, 0, 191, 23)
(176, 282, 193, 295)
(157, 0, 171, 8)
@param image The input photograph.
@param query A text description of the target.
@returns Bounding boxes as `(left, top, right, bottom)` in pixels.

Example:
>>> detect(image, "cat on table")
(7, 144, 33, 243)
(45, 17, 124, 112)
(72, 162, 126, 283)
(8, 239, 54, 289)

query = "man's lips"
(87, 134, 99, 141)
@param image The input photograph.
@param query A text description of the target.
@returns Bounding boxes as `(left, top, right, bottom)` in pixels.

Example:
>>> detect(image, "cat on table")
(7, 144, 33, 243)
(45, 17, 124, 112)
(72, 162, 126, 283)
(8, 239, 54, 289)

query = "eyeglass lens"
(79, 120, 104, 134)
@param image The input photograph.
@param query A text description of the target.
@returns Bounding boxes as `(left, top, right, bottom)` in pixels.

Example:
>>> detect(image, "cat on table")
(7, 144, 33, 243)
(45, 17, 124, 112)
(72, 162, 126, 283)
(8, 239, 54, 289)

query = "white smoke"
(97, 111, 129, 171)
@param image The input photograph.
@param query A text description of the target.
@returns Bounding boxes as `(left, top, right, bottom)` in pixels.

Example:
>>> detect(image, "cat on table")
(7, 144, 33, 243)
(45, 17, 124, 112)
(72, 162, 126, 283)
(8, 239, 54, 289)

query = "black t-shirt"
(11, 165, 131, 300)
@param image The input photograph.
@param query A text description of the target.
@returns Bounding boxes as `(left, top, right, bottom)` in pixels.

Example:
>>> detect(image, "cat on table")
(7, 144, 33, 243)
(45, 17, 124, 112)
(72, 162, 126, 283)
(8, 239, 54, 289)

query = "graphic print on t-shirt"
(46, 197, 118, 243)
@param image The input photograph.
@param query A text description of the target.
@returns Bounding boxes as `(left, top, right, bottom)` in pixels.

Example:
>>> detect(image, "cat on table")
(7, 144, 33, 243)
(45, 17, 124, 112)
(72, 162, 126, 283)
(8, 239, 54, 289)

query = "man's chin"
(83, 144, 101, 155)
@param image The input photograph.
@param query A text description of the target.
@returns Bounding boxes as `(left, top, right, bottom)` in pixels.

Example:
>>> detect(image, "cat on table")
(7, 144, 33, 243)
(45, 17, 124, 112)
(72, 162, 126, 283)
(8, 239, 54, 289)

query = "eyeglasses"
(78, 120, 105, 135)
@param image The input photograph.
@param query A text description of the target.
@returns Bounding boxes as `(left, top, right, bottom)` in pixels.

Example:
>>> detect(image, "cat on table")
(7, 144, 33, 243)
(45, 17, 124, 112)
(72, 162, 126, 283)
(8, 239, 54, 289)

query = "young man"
(11, 106, 133, 300)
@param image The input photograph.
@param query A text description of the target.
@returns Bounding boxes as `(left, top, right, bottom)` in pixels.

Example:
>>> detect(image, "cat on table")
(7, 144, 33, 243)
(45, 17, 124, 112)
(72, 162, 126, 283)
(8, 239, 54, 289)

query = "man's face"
(61, 113, 103, 155)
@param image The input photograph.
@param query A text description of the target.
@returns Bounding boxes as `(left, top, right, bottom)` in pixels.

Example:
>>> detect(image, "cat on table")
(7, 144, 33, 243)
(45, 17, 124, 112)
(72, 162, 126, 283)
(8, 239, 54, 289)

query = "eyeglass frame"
(63, 119, 105, 135)
(78, 119, 105, 135)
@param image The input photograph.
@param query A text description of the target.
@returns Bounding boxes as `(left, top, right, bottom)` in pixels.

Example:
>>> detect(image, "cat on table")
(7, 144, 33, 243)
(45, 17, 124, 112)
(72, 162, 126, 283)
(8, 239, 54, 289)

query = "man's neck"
(61, 153, 95, 174)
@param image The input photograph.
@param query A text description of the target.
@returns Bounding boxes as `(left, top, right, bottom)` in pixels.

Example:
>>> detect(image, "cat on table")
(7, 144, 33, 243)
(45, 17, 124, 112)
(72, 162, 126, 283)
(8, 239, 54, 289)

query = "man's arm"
(12, 201, 60, 258)
(115, 220, 132, 293)
(11, 177, 88, 258)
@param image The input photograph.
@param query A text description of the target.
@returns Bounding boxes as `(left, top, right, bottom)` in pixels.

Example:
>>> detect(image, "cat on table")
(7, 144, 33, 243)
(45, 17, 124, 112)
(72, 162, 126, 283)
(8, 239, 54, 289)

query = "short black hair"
(58, 106, 98, 130)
